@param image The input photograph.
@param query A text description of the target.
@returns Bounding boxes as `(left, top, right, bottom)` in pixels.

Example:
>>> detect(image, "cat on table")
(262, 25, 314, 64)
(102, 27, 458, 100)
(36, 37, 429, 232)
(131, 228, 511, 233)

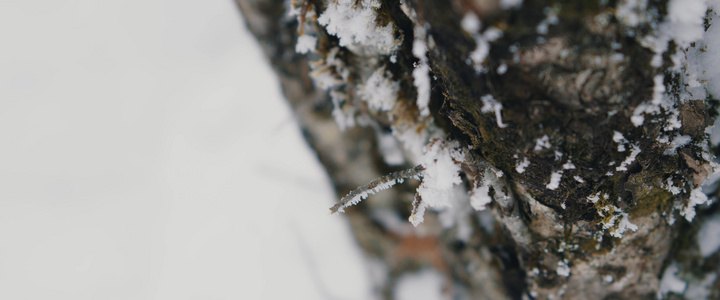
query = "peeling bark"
(236, 0, 720, 299)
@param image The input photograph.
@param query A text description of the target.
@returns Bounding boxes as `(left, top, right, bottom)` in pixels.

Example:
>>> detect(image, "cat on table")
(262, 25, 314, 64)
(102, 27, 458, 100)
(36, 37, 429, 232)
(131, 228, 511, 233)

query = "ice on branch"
(546, 170, 563, 190)
(330, 165, 424, 214)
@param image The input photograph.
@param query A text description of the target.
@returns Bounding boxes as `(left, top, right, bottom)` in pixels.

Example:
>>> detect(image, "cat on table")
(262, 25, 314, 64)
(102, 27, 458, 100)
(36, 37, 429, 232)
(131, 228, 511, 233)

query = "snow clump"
(318, 0, 399, 56)
(411, 139, 465, 226)
(358, 67, 400, 111)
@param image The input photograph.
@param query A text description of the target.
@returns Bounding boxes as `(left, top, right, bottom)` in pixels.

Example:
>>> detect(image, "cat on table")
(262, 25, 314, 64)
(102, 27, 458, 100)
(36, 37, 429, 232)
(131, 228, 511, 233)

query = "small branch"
(329, 165, 424, 214)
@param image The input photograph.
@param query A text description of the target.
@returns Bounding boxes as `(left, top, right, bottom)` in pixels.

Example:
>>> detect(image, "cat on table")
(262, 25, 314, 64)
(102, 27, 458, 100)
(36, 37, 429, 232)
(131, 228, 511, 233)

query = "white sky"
(0, 1, 372, 299)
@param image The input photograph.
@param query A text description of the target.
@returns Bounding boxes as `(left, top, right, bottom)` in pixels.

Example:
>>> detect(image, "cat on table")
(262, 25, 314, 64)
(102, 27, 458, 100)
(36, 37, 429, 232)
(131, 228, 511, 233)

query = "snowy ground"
(0, 1, 374, 299)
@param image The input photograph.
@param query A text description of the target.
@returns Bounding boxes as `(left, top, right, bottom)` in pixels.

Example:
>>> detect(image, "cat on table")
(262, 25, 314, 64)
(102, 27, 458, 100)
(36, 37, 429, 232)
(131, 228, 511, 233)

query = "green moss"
(628, 189, 673, 219)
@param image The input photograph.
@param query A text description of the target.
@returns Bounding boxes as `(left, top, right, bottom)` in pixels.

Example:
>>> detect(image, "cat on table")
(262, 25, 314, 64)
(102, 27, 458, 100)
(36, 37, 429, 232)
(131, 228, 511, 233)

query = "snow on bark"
(411, 22, 431, 117)
(317, 0, 399, 56)
(357, 66, 400, 112)
(680, 187, 709, 222)
(480, 94, 507, 128)
(411, 139, 465, 226)
(295, 34, 317, 54)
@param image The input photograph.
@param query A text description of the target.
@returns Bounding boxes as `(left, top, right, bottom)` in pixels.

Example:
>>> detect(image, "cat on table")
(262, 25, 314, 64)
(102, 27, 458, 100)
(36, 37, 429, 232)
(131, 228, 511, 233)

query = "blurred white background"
(0, 1, 373, 299)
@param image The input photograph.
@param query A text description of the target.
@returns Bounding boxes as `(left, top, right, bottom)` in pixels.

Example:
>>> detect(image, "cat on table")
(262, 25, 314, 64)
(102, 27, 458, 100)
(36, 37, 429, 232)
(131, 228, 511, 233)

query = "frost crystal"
(460, 13, 480, 33)
(411, 140, 464, 226)
(587, 192, 602, 203)
(663, 134, 692, 155)
(331, 166, 424, 214)
(534, 135, 551, 151)
(358, 67, 399, 111)
(318, 0, 399, 56)
(412, 24, 431, 117)
(460, 13, 503, 74)
(680, 188, 709, 222)
(630, 75, 670, 127)
(613, 131, 628, 152)
(616, 145, 641, 172)
(480, 94, 508, 128)
(599, 205, 639, 238)
(470, 179, 492, 211)
(295, 34, 317, 54)
(556, 260, 571, 277)
(469, 168, 504, 211)
(562, 161, 576, 170)
(516, 157, 530, 174)
(546, 170, 563, 190)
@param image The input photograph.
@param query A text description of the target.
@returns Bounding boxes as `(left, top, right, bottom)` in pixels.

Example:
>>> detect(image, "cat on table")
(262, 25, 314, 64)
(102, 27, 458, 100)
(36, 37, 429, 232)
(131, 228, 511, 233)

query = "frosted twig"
(330, 165, 424, 214)
(409, 193, 425, 226)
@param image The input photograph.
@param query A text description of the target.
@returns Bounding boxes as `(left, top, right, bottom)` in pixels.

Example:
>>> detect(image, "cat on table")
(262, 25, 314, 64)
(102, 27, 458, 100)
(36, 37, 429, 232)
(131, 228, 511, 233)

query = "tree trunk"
(236, 0, 720, 299)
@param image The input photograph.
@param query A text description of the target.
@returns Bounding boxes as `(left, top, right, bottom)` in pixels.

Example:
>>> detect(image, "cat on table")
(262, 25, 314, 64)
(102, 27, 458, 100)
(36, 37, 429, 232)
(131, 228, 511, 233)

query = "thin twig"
(329, 165, 424, 214)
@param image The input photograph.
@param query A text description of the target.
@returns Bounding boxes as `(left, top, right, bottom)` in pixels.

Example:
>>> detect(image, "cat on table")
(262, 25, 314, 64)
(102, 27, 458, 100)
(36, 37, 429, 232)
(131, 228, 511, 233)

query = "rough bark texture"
(236, 0, 720, 299)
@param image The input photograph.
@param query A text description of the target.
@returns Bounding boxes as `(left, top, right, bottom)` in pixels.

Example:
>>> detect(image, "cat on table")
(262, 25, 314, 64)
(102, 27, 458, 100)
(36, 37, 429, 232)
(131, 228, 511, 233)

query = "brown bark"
(236, 0, 720, 299)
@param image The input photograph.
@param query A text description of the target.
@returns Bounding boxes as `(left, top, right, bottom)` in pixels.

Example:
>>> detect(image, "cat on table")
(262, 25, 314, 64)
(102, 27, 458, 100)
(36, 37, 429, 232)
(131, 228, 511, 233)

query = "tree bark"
(236, 0, 720, 299)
